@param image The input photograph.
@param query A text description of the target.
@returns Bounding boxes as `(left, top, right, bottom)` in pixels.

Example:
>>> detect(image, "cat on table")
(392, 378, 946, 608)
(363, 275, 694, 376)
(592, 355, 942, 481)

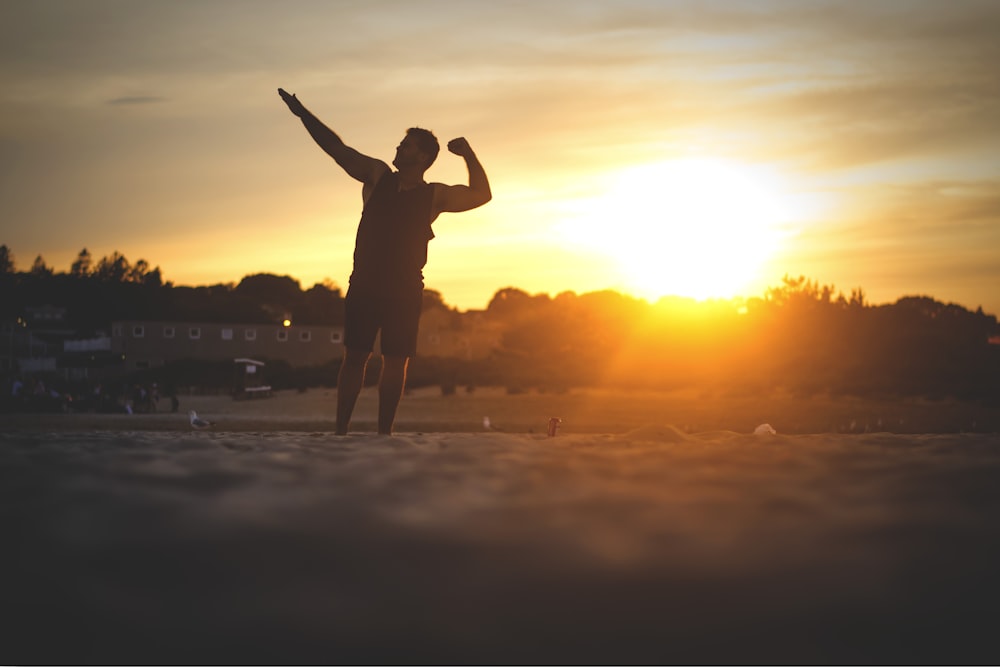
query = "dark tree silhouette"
(94, 252, 131, 283)
(30, 255, 52, 277)
(70, 248, 92, 278)
(0, 244, 14, 273)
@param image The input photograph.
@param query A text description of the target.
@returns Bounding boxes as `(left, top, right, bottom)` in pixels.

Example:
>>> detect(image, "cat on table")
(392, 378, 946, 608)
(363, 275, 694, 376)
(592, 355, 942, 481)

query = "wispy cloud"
(2, 0, 1000, 313)
(107, 96, 165, 106)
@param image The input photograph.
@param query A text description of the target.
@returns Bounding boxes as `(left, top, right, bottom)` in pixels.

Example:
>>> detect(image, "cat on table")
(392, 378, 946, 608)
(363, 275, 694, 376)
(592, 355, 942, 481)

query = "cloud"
(107, 96, 165, 106)
(4, 0, 1000, 315)
(740, 80, 1000, 169)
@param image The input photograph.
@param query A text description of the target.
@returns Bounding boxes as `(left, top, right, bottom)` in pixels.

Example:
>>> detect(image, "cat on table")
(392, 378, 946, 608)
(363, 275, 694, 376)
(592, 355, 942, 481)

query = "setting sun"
(562, 157, 797, 302)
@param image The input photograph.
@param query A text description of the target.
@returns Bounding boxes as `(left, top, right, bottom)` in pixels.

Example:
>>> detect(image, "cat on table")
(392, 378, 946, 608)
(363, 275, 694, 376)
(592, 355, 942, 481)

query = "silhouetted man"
(278, 88, 491, 435)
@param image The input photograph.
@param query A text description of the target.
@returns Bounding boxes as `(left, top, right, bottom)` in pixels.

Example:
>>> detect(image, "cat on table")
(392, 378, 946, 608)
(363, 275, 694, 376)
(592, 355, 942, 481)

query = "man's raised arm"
(433, 137, 492, 215)
(278, 88, 386, 184)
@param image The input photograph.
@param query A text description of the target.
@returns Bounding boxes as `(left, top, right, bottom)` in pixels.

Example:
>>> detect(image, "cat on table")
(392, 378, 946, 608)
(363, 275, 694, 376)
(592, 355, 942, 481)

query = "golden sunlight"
(562, 157, 796, 301)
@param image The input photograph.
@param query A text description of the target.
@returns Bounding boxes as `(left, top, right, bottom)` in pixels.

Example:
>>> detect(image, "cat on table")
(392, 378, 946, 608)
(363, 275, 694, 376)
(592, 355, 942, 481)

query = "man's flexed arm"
(432, 137, 492, 216)
(278, 88, 386, 184)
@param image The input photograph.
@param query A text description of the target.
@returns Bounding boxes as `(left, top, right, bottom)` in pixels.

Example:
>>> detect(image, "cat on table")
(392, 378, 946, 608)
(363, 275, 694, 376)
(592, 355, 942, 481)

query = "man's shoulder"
(371, 164, 393, 184)
(361, 165, 392, 205)
(427, 181, 454, 197)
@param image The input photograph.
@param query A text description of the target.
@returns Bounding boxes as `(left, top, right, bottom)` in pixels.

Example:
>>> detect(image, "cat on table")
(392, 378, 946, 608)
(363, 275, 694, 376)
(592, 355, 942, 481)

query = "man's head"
(393, 127, 440, 171)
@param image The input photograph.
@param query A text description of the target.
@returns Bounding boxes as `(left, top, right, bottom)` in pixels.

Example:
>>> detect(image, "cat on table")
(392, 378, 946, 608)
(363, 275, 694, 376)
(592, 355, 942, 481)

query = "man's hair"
(407, 127, 440, 168)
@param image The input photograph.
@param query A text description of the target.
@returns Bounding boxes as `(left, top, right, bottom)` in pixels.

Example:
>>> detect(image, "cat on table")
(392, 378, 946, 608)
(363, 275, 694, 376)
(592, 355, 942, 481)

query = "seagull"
(483, 416, 504, 432)
(189, 410, 214, 429)
(753, 423, 777, 435)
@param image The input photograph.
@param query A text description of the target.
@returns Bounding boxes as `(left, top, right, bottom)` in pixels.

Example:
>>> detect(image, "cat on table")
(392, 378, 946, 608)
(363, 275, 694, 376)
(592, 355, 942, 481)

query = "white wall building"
(111, 320, 345, 370)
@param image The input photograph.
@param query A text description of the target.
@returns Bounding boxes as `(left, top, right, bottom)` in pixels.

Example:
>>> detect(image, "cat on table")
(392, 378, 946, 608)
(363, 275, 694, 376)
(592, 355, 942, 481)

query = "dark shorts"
(344, 287, 423, 358)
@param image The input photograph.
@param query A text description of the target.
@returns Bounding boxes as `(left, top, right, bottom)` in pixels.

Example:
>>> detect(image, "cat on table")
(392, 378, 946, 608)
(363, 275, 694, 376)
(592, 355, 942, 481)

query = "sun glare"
(563, 157, 796, 301)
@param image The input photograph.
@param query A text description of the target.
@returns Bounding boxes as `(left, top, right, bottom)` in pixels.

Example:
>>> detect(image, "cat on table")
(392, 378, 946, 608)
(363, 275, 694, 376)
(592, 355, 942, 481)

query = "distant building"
(1, 319, 20, 372)
(61, 334, 116, 382)
(64, 335, 112, 354)
(111, 320, 345, 370)
(110, 309, 502, 371)
(1, 316, 58, 374)
(24, 304, 70, 334)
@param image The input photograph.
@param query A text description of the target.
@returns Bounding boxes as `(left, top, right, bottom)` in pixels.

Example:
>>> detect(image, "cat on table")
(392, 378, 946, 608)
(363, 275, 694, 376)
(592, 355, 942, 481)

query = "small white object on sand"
(754, 423, 777, 435)
(189, 410, 214, 429)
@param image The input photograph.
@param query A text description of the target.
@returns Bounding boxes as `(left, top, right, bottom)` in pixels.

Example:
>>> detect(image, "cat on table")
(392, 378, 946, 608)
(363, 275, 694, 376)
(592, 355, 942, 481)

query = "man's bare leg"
(336, 348, 370, 435)
(378, 355, 409, 435)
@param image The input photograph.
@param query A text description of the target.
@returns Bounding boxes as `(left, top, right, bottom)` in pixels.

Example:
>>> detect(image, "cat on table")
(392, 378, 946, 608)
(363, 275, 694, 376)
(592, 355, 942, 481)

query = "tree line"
(473, 279, 999, 401)
(0, 246, 344, 332)
(2, 245, 998, 400)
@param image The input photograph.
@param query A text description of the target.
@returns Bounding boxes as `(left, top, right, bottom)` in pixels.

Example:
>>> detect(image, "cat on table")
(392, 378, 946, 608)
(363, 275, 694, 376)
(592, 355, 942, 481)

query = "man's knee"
(381, 355, 409, 379)
(382, 355, 409, 368)
(343, 348, 372, 368)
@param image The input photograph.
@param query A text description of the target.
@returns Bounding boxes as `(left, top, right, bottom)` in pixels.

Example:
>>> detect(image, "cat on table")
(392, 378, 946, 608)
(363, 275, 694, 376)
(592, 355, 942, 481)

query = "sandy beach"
(4, 385, 999, 434)
(5, 388, 1000, 663)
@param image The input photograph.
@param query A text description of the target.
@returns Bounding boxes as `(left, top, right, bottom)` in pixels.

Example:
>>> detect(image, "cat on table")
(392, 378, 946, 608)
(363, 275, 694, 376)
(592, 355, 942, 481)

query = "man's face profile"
(393, 135, 428, 170)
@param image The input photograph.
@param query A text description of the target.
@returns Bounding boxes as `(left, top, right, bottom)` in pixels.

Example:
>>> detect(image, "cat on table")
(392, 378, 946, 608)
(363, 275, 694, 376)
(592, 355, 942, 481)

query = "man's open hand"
(278, 88, 306, 117)
(447, 137, 474, 158)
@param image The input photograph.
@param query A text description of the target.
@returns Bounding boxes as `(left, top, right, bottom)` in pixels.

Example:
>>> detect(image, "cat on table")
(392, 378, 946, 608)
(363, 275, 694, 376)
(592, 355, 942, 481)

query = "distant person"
(278, 88, 492, 435)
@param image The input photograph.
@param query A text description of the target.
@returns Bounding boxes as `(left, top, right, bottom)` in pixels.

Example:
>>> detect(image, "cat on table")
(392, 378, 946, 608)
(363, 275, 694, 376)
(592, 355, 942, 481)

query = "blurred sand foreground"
(5, 389, 1000, 663)
(3, 385, 999, 433)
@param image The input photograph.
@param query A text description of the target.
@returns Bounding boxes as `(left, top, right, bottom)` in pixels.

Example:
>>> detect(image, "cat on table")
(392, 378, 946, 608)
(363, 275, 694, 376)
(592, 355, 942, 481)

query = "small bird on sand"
(189, 410, 214, 429)
(483, 416, 504, 432)
(754, 423, 777, 435)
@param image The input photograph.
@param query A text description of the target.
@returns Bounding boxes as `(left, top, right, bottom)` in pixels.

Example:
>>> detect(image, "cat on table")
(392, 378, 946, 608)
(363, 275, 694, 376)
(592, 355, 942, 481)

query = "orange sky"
(2, 1, 999, 315)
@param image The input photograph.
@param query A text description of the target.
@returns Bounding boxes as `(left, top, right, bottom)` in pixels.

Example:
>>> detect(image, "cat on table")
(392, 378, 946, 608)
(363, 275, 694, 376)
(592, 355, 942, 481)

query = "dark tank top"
(349, 171, 435, 296)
